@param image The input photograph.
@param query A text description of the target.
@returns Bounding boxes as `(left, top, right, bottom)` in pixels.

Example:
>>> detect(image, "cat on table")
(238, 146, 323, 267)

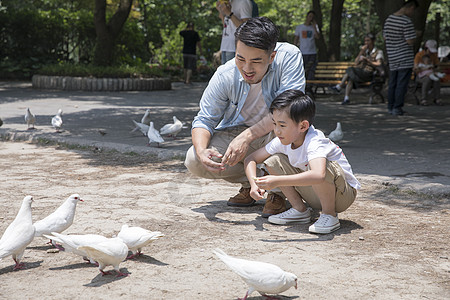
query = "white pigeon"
(328, 122, 344, 142)
(213, 248, 297, 300)
(147, 121, 164, 146)
(141, 109, 151, 125)
(51, 108, 63, 132)
(159, 116, 183, 138)
(0, 196, 36, 270)
(117, 225, 164, 259)
(33, 194, 84, 247)
(25, 108, 36, 130)
(131, 119, 149, 136)
(43, 232, 108, 264)
(78, 237, 129, 276)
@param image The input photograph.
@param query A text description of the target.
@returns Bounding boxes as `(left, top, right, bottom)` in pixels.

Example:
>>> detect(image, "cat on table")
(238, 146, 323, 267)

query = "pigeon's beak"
(79, 198, 84, 202)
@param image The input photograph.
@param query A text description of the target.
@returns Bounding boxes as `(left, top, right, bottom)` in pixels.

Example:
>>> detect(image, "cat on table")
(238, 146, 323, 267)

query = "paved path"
(1, 81, 449, 195)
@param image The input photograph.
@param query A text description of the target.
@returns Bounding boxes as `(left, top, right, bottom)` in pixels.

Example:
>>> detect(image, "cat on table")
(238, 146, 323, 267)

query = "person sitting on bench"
(330, 33, 384, 105)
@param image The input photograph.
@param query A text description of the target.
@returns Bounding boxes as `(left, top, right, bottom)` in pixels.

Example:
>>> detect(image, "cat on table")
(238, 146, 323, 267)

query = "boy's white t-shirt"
(294, 24, 319, 55)
(220, 0, 253, 52)
(265, 125, 361, 190)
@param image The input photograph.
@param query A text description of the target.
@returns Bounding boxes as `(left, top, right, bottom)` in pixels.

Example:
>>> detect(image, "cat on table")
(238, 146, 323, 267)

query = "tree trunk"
(328, 0, 345, 61)
(312, 0, 328, 62)
(93, 0, 133, 66)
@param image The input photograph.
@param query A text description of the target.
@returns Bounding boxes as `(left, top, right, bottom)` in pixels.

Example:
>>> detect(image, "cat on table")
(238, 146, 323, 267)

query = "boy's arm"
(254, 157, 327, 190)
(244, 147, 271, 200)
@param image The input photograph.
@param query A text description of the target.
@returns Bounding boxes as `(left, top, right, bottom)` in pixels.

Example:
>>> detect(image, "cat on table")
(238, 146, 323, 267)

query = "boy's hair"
(269, 90, 315, 125)
(235, 17, 279, 53)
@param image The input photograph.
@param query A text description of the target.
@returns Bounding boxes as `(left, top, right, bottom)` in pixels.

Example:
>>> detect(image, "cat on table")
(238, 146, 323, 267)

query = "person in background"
(216, 0, 253, 64)
(294, 11, 320, 81)
(383, 0, 419, 116)
(330, 33, 384, 105)
(413, 40, 444, 106)
(180, 22, 202, 84)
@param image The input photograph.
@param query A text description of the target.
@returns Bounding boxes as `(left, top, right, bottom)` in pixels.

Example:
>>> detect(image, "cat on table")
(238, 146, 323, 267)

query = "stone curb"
(0, 130, 186, 161)
(31, 75, 172, 91)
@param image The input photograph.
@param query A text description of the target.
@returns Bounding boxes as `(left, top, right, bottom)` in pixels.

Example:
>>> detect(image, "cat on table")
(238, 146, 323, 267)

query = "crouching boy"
(244, 89, 360, 234)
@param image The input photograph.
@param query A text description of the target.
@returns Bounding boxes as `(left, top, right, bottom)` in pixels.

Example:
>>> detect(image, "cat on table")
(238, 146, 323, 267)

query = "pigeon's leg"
(238, 291, 249, 300)
(100, 270, 113, 276)
(127, 250, 142, 259)
(51, 240, 65, 251)
(116, 271, 129, 277)
(13, 259, 25, 270)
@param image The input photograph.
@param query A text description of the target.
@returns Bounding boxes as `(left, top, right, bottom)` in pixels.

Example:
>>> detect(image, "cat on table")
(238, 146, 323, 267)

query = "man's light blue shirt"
(192, 42, 305, 135)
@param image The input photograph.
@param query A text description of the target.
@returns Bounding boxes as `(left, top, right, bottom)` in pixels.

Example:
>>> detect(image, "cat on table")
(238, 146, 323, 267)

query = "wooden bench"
(306, 62, 386, 104)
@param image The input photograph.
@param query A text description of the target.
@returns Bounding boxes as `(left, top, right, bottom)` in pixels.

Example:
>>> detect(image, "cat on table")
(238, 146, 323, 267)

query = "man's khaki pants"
(184, 126, 270, 188)
(264, 154, 357, 213)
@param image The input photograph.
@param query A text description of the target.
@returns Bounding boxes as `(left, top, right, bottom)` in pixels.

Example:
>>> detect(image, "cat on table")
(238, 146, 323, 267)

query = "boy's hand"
(250, 186, 265, 201)
(253, 175, 278, 191)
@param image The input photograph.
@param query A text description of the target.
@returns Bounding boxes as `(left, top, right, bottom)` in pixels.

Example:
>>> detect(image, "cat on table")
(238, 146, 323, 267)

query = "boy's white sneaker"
(268, 207, 312, 225)
(429, 74, 439, 81)
(309, 213, 340, 234)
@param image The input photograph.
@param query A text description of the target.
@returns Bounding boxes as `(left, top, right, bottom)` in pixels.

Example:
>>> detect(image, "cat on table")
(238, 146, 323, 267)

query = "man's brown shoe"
(262, 193, 287, 218)
(227, 187, 255, 207)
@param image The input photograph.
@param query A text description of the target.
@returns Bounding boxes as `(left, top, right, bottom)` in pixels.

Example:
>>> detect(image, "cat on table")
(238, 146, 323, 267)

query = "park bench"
(306, 61, 386, 104)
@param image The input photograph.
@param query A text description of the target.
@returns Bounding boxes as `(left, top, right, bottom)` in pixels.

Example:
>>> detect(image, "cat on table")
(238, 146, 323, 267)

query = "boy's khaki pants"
(264, 154, 357, 213)
(184, 126, 271, 188)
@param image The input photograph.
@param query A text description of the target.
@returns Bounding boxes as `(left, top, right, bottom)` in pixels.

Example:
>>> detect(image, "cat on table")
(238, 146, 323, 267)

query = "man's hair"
(307, 10, 316, 16)
(235, 17, 279, 53)
(269, 90, 315, 125)
(403, 0, 419, 8)
(366, 33, 376, 41)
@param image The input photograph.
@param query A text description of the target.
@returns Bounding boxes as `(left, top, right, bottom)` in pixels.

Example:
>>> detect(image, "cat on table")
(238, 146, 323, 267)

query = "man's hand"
(216, 0, 231, 16)
(197, 148, 226, 173)
(222, 134, 251, 166)
(254, 175, 279, 191)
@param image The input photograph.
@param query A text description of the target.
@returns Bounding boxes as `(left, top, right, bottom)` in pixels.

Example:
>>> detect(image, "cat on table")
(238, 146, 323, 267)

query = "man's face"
(235, 41, 276, 84)
(364, 37, 374, 48)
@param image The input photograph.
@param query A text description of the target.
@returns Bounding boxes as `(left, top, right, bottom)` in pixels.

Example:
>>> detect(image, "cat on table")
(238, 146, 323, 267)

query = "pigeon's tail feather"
(213, 248, 229, 261)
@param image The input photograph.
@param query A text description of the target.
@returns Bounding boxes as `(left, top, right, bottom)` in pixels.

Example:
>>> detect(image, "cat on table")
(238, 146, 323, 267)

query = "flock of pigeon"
(25, 107, 63, 132)
(0, 194, 164, 277)
(131, 109, 184, 147)
(0, 195, 298, 298)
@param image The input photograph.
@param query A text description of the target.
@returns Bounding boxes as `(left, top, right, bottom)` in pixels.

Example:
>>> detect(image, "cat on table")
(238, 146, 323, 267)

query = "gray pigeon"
(147, 122, 164, 146)
(131, 120, 149, 136)
(51, 109, 63, 132)
(328, 122, 344, 142)
(0, 196, 36, 270)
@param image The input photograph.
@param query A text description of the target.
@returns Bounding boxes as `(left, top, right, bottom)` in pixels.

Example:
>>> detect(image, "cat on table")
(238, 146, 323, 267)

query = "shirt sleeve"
(239, 0, 253, 19)
(275, 46, 306, 94)
(403, 18, 416, 41)
(265, 137, 282, 155)
(191, 71, 231, 135)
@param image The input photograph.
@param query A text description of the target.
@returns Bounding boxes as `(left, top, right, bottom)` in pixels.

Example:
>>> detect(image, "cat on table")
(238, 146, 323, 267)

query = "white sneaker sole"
(308, 223, 340, 234)
(268, 217, 311, 225)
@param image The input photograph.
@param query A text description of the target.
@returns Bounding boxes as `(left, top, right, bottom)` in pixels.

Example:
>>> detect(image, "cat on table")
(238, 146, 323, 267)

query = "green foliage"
(149, 22, 184, 67)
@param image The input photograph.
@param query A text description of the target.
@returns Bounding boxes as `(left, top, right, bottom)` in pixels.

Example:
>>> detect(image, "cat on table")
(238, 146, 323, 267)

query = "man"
(294, 10, 320, 81)
(383, 0, 419, 116)
(216, 0, 253, 64)
(179, 22, 202, 84)
(185, 17, 305, 217)
(413, 40, 443, 106)
(330, 33, 384, 105)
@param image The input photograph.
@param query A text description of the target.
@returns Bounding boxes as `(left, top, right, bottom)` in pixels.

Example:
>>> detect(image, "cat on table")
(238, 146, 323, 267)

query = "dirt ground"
(0, 140, 448, 299)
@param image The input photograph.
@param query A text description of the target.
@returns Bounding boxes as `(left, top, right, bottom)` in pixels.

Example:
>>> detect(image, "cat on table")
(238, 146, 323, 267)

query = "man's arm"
(216, 0, 251, 28)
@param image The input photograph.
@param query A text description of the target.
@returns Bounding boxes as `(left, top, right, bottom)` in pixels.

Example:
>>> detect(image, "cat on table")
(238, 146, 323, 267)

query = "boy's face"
(235, 41, 276, 84)
(272, 110, 309, 147)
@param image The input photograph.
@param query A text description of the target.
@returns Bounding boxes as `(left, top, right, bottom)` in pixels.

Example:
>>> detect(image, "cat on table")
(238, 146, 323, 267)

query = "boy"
(244, 90, 360, 234)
